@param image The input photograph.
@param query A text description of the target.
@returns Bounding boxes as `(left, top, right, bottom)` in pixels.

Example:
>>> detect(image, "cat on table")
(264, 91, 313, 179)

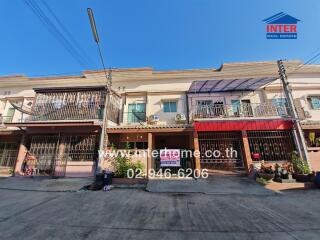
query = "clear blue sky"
(1, 0, 320, 76)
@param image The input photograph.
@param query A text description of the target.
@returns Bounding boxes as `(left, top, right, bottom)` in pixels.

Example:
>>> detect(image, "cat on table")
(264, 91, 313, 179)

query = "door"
(128, 103, 146, 123)
(231, 100, 240, 116)
(0, 142, 18, 167)
(28, 135, 59, 176)
(198, 132, 244, 170)
(241, 99, 253, 117)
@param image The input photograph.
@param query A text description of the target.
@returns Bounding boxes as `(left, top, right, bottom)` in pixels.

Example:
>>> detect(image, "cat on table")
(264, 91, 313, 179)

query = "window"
(272, 98, 288, 116)
(128, 103, 146, 123)
(197, 100, 212, 106)
(163, 101, 177, 112)
(272, 98, 287, 106)
(231, 100, 240, 115)
(308, 96, 320, 109)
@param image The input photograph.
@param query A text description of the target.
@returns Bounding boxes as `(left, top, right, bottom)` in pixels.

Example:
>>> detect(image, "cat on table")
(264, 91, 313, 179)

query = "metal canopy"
(188, 77, 278, 93)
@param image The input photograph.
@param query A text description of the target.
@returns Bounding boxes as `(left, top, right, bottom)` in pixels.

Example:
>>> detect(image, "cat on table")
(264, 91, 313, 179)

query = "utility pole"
(87, 8, 111, 173)
(277, 60, 310, 166)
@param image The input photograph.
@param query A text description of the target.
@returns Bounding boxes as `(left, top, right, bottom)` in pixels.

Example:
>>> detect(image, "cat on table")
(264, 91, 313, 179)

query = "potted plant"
(291, 151, 312, 182)
(257, 164, 275, 181)
(316, 137, 320, 147)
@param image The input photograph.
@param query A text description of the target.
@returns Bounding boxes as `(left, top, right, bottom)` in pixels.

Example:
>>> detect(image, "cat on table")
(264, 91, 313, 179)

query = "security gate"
(247, 131, 295, 162)
(25, 134, 98, 177)
(0, 142, 19, 168)
(198, 132, 244, 169)
(153, 149, 194, 175)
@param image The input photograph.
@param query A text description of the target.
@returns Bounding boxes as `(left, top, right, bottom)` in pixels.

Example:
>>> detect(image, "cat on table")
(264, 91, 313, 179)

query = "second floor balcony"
(29, 88, 106, 122)
(191, 102, 291, 121)
(3, 87, 121, 125)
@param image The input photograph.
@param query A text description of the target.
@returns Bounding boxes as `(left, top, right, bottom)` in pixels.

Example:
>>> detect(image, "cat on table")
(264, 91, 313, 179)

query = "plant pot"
(257, 172, 275, 181)
(314, 172, 320, 188)
(293, 173, 312, 182)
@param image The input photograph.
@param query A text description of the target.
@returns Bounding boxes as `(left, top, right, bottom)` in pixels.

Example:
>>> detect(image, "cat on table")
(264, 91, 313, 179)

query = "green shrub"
(256, 177, 268, 185)
(110, 146, 144, 178)
(291, 151, 311, 174)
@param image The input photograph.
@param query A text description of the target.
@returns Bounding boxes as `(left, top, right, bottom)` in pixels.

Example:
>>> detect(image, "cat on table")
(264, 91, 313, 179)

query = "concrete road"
(0, 188, 320, 240)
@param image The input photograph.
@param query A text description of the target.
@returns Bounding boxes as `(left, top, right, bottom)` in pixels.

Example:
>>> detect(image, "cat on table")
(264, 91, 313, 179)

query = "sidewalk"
(147, 175, 276, 195)
(0, 177, 93, 192)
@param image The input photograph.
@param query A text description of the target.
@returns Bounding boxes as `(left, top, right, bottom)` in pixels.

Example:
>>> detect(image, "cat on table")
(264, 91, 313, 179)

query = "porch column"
(193, 131, 201, 171)
(241, 130, 252, 172)
(14, 134, 27, 176)
(147, 132, 153, 178)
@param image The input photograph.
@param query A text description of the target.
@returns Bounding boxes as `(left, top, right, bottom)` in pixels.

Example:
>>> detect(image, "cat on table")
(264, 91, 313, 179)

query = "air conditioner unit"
(148, 115, 160, 124)
(175, 113, 187, 123)
(304, 110, 312, 118)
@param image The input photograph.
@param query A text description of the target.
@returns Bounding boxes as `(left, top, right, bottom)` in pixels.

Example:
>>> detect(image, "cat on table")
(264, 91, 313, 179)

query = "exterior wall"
(1, 61, 320, 176)
(64, 161, 95, 178)
(147, 93, 186, 125)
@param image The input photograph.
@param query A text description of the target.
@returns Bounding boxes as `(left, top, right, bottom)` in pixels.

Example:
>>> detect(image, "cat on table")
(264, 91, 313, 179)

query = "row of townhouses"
(0, 60, 320, 178)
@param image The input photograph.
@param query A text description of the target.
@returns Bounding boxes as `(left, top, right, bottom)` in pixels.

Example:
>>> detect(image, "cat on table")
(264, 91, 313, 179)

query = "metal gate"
(0, 142, 19, 168)
(247, 131, 295, 162)
(25, 134, 98, 177)
(198, 132, 244, 169)
(153, 149, 194, 175)
(27, 135, 60, 176)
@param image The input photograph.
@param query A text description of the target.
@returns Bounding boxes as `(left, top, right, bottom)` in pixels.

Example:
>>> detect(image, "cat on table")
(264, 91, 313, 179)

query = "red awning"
(194, 120, 294, 132)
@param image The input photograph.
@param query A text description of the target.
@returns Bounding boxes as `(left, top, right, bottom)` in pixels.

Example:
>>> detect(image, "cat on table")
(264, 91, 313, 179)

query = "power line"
(40, 0, 94, 66)
(24, 0, 89, 68)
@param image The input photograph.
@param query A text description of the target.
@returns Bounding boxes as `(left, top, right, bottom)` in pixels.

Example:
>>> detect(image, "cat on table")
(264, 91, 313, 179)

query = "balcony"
(120, 111, 147, 125)
(0, 116, 14, 124)
(191, 103, 291, 121)
(28, 89, 106, 122)
(3, 87, 122, 127)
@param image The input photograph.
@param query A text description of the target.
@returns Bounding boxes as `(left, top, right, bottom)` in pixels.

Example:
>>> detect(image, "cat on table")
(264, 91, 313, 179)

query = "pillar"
(147, 132, 153, 178)
(241, 130, 252, 172)
(193, 131, 201, 171)
(14, 134, 28, 176)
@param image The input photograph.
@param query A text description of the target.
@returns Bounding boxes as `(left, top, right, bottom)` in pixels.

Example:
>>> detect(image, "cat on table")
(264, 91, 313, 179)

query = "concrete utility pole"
(277, 60, 310, 166)
(87, 8, 111, 173)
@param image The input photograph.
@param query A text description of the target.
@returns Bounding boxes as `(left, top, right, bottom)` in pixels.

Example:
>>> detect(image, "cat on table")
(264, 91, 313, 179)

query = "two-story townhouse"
(0, 73, 120, 177)
(0, 60, 317, 178)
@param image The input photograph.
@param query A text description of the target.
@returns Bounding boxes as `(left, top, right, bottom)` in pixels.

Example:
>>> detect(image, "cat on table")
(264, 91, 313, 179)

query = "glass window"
(231, 100, 240, 115)
(272, 98, 287, 106)
(163, 101, 177, 112)
(309, 96, 320, 109)
(128, 103, 146, 123)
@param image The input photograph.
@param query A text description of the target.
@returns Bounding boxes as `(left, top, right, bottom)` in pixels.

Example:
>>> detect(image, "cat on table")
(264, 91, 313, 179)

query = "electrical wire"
(24, 0, 89, 68)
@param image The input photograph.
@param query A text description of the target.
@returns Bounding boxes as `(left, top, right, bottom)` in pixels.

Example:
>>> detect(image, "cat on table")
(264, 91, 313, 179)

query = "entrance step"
(207, 169, 247, 176)
(0, 167, 13, 177)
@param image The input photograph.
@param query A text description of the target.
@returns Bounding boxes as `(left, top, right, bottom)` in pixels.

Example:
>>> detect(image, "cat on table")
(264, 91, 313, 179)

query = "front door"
(198, 131, 244, 170)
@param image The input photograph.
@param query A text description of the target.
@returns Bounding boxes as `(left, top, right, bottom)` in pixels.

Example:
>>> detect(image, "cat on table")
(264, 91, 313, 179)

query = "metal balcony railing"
(6, 90, 121, 123)
(120, 111, 147, 125)
(191, 103, 291, 120)
(0, 116, 14, 124)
